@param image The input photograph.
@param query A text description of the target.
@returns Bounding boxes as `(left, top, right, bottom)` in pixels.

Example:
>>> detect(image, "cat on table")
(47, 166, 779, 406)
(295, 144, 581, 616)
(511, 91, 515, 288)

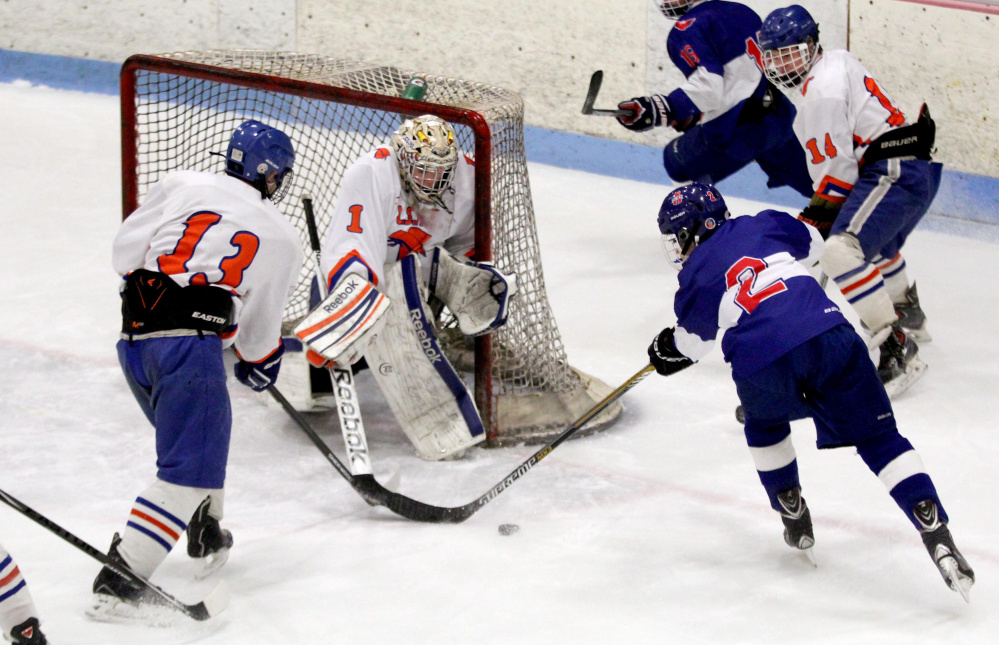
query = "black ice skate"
(894, 282, 931, 342)
(777, 487, 816, 564)
(914, 500, 975, 602)
(88, 533, 174, 625)
(877, 324, 927, 398)
(187, 497, 233, 579)
(8, 618, 46, 645)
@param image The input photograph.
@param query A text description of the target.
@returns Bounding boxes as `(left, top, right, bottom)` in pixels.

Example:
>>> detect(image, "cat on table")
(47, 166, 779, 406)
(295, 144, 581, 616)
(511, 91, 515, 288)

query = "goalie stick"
(581, 70, 632, 118)
(0, 487, 228, 621)
(271, 365, 656, 523)
(302, 196, 374, 476)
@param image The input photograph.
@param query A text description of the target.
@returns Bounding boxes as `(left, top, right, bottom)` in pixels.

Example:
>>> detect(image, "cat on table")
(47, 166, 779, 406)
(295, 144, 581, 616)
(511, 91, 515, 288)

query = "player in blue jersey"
(616, 0, 812, 198)
(647, 182, 974, 601)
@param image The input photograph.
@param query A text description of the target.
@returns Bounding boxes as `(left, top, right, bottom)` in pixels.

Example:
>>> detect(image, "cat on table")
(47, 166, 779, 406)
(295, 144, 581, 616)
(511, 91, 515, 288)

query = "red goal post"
(119, 50, 622, 445)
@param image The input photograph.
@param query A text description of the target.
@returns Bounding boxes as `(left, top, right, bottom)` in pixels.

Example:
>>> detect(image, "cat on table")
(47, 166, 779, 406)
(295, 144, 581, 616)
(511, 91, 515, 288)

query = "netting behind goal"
(120, 50, 621, 444)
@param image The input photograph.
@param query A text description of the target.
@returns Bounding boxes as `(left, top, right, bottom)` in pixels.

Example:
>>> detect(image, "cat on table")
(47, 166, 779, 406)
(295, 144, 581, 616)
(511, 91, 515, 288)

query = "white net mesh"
(123, 50, 621, 443)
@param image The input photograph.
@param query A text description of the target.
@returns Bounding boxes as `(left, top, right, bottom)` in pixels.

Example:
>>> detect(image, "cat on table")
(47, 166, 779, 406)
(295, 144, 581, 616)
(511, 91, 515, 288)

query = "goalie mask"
(654, 0, 699, 20)
(392, 115, 458, 210)
(225, 119, 295, 202)
(758, 5, 821, 90)
(657, 183, 729, 269)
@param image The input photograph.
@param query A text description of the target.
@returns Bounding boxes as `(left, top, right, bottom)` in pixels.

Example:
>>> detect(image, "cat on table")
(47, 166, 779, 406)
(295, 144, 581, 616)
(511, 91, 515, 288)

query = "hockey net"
(120, 50, 622, 445)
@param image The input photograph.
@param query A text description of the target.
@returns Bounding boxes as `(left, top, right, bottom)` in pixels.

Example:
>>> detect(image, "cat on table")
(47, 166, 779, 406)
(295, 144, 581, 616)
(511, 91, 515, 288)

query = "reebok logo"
(323, 278, 360, 313)
(409, 308, 443, 364)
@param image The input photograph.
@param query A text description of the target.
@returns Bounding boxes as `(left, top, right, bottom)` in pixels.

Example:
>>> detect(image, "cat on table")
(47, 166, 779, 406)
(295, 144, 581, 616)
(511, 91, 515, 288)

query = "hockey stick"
(267, 385, 458, 519)
(581, 70, 631, 118)
(0, 487, 228, 621)
(274, 364, 655, 523)
(302, 196, 374, 476)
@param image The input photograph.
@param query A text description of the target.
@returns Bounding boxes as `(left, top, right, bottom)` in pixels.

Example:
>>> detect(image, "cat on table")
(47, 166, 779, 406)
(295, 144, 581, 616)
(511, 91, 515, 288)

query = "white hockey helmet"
(654, 0, 699, 20)
(391, 115, 458, 208)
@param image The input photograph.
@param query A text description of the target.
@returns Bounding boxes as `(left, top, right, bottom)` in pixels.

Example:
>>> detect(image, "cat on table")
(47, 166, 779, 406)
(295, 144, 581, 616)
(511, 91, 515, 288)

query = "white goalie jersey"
(789, 49, 913, 203)
(319, 146, 477, 291)
(112, 170, 304, 362)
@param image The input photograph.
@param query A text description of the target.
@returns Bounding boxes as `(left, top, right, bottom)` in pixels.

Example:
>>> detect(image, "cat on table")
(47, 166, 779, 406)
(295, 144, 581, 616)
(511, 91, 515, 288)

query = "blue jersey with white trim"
(664, 1, 768, 139)
(674, 211, 849, 379)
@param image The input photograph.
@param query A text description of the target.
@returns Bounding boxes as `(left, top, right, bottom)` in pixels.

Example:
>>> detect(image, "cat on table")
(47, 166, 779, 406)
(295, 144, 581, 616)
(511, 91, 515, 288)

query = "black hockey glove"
(798, 196, 841, 240)
(617, 95, 672, 132)
(235, 343, 286, 391)
(648, 327, 695, 376)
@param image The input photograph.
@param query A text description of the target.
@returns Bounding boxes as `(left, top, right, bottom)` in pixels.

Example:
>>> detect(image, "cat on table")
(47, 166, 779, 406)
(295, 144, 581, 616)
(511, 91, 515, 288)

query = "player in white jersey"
(0, 542, 47, 643)
(91, 120, 303, 621)
(305, 115, 517, 460)
(759, 5, 939, 397)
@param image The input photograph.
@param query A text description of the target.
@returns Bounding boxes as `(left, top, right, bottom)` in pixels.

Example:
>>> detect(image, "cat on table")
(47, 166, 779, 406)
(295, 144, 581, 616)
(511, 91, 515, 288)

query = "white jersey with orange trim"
(789, 49, 912, 203)
(112, 170, 304, 362)
(319, 146, 476, 291)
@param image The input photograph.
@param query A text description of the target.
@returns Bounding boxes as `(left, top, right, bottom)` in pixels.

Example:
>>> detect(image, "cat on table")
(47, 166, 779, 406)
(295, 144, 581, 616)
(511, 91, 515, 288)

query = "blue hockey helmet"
(757, 6, 820, 90)
(225, 120, 295, 201)
(657, 182, 729, 269)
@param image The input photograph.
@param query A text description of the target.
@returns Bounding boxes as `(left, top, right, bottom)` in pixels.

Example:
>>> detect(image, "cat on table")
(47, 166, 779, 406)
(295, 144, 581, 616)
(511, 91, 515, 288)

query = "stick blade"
(190, 580, 230, 621)
(581, 70, 604, 115)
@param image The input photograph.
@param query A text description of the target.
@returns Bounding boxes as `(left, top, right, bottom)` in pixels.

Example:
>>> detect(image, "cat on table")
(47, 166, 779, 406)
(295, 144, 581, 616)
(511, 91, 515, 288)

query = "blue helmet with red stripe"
(657, 182, 729, 268)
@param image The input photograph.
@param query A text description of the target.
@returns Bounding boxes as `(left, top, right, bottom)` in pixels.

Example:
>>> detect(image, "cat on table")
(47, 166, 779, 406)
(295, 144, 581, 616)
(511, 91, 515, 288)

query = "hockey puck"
(498, 523, 520, 536)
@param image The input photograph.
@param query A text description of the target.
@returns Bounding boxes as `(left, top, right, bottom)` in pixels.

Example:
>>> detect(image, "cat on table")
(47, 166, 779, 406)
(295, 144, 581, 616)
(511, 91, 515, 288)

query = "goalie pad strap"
(400, 256, 483, 439)
(122, 269, 233, 336)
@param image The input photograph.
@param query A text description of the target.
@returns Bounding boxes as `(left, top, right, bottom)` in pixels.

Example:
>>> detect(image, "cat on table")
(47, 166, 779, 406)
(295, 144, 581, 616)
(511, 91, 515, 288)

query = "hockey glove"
(617, 95, 672, 132)
(235, 343, 286, 391)
(428, 248, 518, 336)
(648, 327, 695, 376)
(798, 196, 841, 240)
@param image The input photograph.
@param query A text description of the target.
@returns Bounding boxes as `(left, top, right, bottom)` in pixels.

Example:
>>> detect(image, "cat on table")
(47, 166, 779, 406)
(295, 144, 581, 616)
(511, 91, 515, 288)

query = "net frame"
(120, 50, 621, 444)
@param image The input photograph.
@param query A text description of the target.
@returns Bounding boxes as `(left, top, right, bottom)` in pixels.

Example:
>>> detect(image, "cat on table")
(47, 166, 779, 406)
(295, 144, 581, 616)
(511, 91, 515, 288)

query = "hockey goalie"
(293, 115, 518, 461)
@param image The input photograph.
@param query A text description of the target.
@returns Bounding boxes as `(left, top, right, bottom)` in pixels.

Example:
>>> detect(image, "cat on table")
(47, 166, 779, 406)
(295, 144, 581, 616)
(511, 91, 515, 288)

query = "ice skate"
(914, 500, 975, 602)
(877, 325, 927, 398)
(187, 497, 233, 579)
(7, 618, 46, 645)
(894, 282, 931, 342)
(777, 487, 816, 564)
(87, 534, 175, 626)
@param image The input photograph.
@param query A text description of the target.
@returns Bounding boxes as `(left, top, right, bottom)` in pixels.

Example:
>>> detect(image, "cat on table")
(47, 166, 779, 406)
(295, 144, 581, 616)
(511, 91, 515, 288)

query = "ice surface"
(1, 81, 997, 644)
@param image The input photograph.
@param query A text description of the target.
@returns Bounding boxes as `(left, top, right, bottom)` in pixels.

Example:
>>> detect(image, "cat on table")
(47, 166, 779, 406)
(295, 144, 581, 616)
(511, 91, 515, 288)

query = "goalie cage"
(120, 50, 623, 446)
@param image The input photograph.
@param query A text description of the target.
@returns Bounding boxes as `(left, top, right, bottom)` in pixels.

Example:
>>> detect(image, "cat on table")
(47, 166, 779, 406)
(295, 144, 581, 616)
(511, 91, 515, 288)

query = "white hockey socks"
(821, 234, 897, 336)
(117, 479, 215, 578)
(0, 546, 39, 634)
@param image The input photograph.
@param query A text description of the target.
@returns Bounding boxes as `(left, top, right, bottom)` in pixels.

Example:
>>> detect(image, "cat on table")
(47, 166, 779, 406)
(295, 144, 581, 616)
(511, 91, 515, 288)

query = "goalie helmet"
(657, 182, 729, 269)
(654, 0, 699, 20)
(225, 120, 295, 202)
(392, 115, 458, 210)
(758, 5, 821, 90)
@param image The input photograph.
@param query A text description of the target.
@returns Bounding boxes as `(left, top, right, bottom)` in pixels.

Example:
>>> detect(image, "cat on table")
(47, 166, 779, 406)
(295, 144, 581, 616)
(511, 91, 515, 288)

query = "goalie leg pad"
(366, 255, 485, 460)
(428, 247, 518, 336)
(293, 273, 390, 366)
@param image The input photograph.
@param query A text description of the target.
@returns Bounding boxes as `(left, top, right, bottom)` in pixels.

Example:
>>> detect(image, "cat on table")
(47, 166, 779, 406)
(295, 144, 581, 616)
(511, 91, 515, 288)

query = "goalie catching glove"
(293, 273, 391, 367)
(428, 248, 518, 336)
(648, 327, 695, 376)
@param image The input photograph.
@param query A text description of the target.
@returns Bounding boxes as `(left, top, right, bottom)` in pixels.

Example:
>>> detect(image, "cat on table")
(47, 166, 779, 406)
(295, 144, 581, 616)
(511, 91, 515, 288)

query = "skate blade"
(883, 357, 928, 399)
(193, 548, 230, 580)
(940, 557, 973, 603)
(803, 546, 817, 567)
(904, 326, 932, 343)
(86, 593, 177, 627)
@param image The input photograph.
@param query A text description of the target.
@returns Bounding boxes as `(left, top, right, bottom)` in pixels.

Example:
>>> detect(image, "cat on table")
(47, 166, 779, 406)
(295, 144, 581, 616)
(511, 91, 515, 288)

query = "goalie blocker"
(293, 252, 515, 459)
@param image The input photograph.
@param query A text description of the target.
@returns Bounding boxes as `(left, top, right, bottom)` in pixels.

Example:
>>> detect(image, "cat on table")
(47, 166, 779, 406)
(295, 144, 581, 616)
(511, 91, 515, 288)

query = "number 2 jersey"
(673, 210, 850, 380)
(112, 170, 304, 362)
(320, 146, 476, 291)
(789, 49, 911, 202)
